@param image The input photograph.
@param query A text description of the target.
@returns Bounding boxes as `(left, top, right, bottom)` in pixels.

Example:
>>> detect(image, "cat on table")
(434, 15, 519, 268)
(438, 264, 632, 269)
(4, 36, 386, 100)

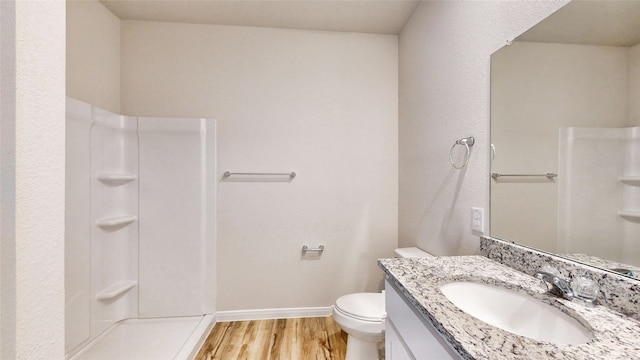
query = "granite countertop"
(378, 256, 640, 360)
(562, 253, 640, 278)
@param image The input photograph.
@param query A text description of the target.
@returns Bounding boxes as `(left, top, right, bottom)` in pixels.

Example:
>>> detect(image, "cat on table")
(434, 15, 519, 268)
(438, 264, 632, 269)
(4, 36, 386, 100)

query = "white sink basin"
(440, 281, 593, 345)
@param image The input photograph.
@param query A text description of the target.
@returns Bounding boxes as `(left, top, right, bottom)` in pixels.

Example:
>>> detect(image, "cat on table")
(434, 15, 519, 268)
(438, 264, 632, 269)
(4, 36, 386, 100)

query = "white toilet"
(332, 247, 433, 360)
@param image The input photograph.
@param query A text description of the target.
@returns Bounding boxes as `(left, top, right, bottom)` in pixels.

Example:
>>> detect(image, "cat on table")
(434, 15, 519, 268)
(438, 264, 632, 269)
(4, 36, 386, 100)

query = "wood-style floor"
(194, 317, 348, 360)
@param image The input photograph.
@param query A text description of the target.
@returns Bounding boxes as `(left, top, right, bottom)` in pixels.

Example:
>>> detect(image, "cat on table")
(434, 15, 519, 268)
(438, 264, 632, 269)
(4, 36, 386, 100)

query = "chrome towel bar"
(224, 171, 296, 178)
(491, 172, 557, 179)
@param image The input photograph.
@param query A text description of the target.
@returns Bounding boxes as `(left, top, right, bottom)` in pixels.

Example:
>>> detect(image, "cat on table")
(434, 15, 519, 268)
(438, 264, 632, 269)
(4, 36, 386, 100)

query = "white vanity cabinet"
(385, 280, 462, 360)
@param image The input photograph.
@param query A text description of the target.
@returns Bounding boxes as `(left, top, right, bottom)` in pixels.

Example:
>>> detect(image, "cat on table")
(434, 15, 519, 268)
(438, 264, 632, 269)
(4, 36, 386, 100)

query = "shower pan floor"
(70, 315, 214, 360)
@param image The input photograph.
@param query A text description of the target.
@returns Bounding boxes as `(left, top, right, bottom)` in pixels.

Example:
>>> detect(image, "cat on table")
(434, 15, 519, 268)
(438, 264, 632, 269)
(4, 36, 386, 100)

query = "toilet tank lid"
(394, 247, 434, 258)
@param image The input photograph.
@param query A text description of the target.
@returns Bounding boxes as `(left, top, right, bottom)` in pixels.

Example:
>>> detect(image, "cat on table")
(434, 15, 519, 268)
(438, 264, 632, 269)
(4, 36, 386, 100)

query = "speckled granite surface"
(563, 254, 640, 278)
(379, 256, 640, 360)
(481, 236, 640, 320)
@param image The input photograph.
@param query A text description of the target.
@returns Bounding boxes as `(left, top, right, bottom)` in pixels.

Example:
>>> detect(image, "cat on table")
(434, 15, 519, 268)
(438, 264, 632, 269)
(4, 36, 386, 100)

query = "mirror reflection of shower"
(558, 126, 640, 273)
(490, 0, 640, 276)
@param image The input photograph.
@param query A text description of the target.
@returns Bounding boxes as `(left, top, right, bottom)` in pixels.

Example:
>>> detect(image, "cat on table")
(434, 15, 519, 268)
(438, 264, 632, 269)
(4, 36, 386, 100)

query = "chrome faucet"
(534, 271, 574, 300)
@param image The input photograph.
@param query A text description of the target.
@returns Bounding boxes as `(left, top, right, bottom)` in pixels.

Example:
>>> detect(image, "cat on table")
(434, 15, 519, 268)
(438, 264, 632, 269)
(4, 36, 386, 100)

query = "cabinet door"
(386, 318, 415, 360)
(385, 280, 461, 359)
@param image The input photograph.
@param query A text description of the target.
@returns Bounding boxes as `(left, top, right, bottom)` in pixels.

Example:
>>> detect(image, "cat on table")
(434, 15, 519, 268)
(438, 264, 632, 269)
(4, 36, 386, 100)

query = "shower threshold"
(69, 315, 215, 360)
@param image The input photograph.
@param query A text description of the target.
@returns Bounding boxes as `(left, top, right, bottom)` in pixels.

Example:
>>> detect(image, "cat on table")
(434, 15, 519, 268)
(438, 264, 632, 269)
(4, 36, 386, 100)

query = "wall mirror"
(490, 0, 640, 279)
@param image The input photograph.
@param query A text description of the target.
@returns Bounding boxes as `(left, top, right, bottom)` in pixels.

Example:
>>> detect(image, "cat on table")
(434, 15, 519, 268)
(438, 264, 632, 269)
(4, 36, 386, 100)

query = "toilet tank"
(394, 247, 434, 258)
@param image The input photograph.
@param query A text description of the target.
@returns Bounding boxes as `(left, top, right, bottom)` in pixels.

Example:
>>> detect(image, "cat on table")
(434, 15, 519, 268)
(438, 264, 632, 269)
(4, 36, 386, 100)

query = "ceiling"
(516, 0, 640, 47)
(100, 0, 420, 35)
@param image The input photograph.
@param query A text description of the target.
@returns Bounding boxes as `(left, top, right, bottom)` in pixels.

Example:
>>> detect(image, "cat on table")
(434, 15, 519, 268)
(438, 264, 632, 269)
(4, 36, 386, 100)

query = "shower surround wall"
(65, 98, 216, 357)
(138, 117, 216, 318)
(558, 126, 640, 266)
(66, 99, 139, 352)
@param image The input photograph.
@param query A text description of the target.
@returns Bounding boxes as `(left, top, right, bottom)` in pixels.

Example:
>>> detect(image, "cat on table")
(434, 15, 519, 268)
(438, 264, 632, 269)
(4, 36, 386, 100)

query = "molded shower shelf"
(96, 280, 137, 301)
(97, 173, 137, 184)
(96, 215, 137, 228)
(618, 211, 640, 221)
(619, 176, 640, 186)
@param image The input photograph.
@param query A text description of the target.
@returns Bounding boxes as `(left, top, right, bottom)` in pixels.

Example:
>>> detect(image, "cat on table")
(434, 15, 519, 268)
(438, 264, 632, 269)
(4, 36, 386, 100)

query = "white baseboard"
(215, 306, 333, 322)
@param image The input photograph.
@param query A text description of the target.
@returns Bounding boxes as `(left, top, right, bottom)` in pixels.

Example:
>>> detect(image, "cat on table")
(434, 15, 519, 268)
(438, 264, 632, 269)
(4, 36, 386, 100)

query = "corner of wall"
(66, 0, 121, 113)
(397, 1, 567, 257)
(5, 0, 66, 358)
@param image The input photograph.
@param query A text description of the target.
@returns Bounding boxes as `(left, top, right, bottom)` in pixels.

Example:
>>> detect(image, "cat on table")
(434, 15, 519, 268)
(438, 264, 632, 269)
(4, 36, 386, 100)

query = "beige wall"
(398, 1, 568, 255)
(491, 42, 630, 253)
(1, 0, 66, 358)
(66, 0, 120, 113)
(121, 21, 398, 310)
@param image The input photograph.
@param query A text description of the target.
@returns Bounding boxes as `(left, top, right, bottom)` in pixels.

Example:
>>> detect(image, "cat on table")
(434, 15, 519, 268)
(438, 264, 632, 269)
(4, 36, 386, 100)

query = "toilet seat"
(335, 293, 386, 322)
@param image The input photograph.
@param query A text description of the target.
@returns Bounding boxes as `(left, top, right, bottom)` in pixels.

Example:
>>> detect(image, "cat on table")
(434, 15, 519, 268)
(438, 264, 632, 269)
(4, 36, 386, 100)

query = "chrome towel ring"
(449, 136, 475, 169)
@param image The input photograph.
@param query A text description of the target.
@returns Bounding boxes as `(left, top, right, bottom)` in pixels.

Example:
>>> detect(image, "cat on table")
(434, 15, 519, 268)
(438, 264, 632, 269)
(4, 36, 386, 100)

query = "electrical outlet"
(471, 207, 484, 233)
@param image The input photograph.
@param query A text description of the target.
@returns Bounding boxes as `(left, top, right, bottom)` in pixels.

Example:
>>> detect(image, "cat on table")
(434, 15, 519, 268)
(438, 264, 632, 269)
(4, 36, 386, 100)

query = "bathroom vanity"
(379, 256, 640, 360)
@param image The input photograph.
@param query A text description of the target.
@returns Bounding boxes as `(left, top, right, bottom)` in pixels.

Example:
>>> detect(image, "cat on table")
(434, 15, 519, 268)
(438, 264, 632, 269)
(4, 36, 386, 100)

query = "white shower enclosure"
(558, 126, 640, 267)
(65, 98, 216, 359)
